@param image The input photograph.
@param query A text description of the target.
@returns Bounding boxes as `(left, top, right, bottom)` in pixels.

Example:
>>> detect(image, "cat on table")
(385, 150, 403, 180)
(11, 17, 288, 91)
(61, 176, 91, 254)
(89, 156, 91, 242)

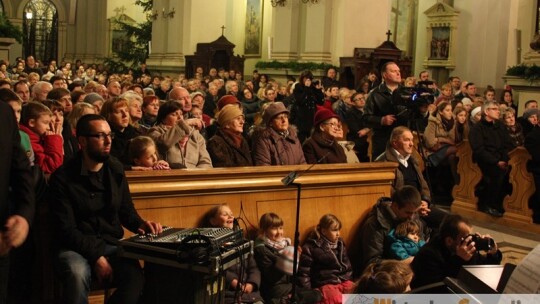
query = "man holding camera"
(410, 214, 502, 289)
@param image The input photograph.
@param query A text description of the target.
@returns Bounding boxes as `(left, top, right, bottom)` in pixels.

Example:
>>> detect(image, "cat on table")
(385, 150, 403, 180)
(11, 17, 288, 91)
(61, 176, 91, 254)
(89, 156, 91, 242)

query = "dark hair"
(76, 114, 107, 138)
(0, 88, 22, 104)
(525, 99, 538, 108)
(259, 213, 284, 234)
(438, 214, 470, 241)
(71, 90, 86, 104)
(49, 76, 65, 85)
(500, 89, 513, 103)
(380, 61, 398, 75)
(312, 214, 341, 240)
(0, 80, 12, 89)
(298, 70, 314, 85)
(392, 185, 421, 209)
(13, 80, 29, 92)
(128, 136, 156, 164)
(43, 99, 64, 113)
(156, 100, 182, 124)
(47, 88, 70, 101)
(465, 82, 475, 89)
(394, 220, 420, 239)
(20, 102, 53, 126)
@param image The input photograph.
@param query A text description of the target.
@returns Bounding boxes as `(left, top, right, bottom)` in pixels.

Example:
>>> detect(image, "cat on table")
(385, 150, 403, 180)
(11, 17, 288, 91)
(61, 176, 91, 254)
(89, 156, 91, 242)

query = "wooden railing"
(125, 162, 398, 247)
(451, 140, 538, 233)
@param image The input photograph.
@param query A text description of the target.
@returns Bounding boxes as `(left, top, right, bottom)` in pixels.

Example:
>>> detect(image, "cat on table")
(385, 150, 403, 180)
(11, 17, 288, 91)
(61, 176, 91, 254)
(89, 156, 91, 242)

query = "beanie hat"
(217, 104, 244, 126)
(263, 102, 289, 126)
(461, 97, 473, 106)
(313, 108, 339, 127)
(217, 95, 241, 110)
(523, 108, 540, 120)
(471, 106, 481, 118)
(190, 91, 205, 100)
(83, 93, 104, 105)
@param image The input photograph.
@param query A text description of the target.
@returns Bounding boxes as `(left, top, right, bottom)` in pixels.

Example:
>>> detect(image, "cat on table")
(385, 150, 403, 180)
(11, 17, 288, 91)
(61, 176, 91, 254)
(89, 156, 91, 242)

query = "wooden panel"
(126, 163, 397, 246)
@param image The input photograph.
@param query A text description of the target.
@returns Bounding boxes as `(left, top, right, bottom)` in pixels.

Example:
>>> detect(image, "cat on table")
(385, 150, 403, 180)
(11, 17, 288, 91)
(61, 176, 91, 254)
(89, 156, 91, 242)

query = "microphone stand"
(281, 152, 330, 304)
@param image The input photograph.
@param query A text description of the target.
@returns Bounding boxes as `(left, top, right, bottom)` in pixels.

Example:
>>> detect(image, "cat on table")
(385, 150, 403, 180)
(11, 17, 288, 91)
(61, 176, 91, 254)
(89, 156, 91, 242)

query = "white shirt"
(392, 148, 411, 167)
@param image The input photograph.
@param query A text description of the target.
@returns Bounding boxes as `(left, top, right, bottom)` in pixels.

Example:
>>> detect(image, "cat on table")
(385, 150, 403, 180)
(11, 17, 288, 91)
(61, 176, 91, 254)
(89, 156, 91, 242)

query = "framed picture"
(244, 0, 263, 57)
(429, 27, 450, 60)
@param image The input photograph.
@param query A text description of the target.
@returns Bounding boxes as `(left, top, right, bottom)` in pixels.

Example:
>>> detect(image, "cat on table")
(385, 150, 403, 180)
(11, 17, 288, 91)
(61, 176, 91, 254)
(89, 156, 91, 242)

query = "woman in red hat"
(302, 108, 347, 164)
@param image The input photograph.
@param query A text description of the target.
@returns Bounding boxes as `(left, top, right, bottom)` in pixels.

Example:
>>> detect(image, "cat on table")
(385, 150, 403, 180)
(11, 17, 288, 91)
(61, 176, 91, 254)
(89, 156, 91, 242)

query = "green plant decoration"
(506, 64, 540, 82)
(0, 14, 23, 44)
(255, 60, 337, 72)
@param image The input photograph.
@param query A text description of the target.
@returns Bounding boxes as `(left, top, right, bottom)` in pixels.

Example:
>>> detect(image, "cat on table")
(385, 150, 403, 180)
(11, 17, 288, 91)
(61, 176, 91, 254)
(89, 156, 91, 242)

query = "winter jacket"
(19, 124, 63, 174)
(253, 237, 292, 303)
(302, 131, 347, 164)
(385, 229, 426, 260)
(251, 126, 306, 166)
(207, 129, 253, 167)
(469, 118, 513, 165)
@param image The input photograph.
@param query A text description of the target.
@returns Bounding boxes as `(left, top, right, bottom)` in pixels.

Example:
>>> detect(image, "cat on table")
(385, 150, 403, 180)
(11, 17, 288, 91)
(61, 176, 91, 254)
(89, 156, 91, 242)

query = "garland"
(506, 64, 540, 82)
(255, 60, 337, 72)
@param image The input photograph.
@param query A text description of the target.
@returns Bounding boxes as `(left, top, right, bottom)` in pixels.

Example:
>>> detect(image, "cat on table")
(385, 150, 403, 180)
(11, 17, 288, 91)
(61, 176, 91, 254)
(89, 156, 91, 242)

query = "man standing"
(49, 114, 162, 304)
(0, 102, 34, 303)
(363, 61, 405, 159)
(469, 101, 513, 217)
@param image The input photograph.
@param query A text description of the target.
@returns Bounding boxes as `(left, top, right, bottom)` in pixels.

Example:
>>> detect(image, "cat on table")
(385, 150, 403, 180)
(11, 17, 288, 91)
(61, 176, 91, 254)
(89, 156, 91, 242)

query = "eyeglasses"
(323, 122, 342, 129)
(83, 132, 115, 140)
(353, 97, 365, 102)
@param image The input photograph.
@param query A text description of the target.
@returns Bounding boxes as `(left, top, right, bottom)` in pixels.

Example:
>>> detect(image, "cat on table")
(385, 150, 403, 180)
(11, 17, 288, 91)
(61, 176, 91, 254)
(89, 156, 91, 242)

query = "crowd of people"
(0, 54, 538, 303)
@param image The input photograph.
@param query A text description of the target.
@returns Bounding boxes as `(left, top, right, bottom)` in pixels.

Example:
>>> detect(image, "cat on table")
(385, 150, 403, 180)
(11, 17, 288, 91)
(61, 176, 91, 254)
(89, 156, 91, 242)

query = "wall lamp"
(162, 7, 176, 19)
(147, 10, 158, 21)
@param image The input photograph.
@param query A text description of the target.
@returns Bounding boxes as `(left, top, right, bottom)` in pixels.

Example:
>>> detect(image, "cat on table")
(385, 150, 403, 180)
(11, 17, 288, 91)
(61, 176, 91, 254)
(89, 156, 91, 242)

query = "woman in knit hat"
(302, 108, 348, 164)
(251, 102, 306, 166)
(207, 104, 253, 167)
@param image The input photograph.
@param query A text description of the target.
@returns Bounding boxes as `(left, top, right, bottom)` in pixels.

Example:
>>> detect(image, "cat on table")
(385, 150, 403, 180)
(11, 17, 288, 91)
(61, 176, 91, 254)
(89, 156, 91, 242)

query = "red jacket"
(19, 124, 63, 174)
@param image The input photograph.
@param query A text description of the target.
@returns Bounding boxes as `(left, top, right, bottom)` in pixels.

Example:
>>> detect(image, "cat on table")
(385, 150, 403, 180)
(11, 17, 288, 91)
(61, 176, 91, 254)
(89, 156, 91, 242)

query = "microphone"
(281, 151, 331, 186)
(233, 217, 240, 231)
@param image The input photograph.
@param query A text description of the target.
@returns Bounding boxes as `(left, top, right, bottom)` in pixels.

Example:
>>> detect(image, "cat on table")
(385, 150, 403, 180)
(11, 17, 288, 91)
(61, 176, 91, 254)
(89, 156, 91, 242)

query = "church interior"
(1, 0, 540, 303)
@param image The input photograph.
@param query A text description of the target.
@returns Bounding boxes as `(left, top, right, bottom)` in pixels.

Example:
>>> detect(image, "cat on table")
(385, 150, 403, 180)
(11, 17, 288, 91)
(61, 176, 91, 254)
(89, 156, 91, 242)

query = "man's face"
(393, 131, 414, 156)
(451, 78, 461, 90)
(110, 105, 130, 130)
(466, 85, 477, 97)
(178, 89, 192, 112)
(327, 69, 336, 79)
(446, 222, 472, 252)
(108, 81, 121, 97)
(53, 79, 65, 89)
(420, 72, 429, 81)
(484, 104, 500, 122)
(383, 63, 401, 86)
(81, 120, 112, 163)
(27, 56, 35, 67)
(526, 101, 538, 110)
(35, 84, 52, 102)
(394, 203, 420, 221)
(15, 83, 30, 103)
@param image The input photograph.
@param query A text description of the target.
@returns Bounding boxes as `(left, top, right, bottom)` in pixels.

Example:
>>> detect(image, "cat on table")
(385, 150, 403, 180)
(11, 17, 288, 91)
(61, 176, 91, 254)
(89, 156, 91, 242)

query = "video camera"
(392, 81, 436, 112)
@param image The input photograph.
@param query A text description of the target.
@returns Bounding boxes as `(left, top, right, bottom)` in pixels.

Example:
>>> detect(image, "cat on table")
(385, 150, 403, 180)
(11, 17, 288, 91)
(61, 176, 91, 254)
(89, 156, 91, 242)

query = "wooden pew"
(451, 141, 539, 233)
(126, 162, 398, 248)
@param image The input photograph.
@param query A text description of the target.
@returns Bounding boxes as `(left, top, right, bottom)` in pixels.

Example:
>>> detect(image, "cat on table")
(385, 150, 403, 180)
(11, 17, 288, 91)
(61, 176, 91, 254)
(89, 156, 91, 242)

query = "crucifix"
(386, 30, 392, 42)
(221, 25, 226, 36)
(114, 6, 126, 17)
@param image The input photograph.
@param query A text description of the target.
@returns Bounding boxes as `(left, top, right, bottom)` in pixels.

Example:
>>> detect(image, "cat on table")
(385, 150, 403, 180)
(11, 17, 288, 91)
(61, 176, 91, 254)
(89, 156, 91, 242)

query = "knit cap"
(263, 102, 289, 126)
(217, 104, 244, 126)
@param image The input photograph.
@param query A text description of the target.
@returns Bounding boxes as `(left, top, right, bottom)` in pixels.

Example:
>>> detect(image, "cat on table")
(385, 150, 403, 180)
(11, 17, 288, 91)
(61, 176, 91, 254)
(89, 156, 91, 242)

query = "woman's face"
(456, 110, 467, 124)
(110, 105, 130, 130)
(163, 109, 183, 126)
(129, 99, 143, 121)
(439, 105, 453, 120)
(270, 113, 289, 132)
(265, 90, 276, 102)
(226, 116, 245, 134)
(243, 89, 252, 100)
(528, 114, 539, 126)
(260, 75, 267, 83)
(319, 117, 341, 139)
(304, 78, 312, 87)
(504, 113, 515, 126)
(504, 92, 512, 103)
(144, 99, 160, 117)
(192, 95, 204, 107)
(210, 206, 234, 228)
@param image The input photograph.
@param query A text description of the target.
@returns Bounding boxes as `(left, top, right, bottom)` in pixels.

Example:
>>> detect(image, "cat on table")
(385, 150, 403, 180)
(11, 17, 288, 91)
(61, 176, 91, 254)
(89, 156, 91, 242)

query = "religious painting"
(244, 0, 263, 57)
(429, 26, 450, 60)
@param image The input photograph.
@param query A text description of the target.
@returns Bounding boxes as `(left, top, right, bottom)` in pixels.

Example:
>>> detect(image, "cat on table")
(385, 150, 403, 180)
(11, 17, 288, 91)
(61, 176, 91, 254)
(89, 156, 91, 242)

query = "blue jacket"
(385, 228, 426, 260)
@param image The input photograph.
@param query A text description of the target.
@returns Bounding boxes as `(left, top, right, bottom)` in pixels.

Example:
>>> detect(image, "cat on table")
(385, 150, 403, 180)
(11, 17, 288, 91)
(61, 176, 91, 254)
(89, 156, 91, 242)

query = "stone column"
(65, 0, 108, 62)
(146, 0, 186, 74)
(300, 0, 333, 63)
(268, 1, 301, 61)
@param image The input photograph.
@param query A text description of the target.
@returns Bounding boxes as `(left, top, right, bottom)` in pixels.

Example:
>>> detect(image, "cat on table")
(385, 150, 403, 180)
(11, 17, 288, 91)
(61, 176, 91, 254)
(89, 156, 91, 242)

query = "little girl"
(254, 213, 295, 303)
(19, 101, 63, 174)
(354, 260, 413, 293)
(386, 220, 426, 261)
(203, 204, 263, 304)
(298, 214, 353, 304)
(128, 136, 170, 170)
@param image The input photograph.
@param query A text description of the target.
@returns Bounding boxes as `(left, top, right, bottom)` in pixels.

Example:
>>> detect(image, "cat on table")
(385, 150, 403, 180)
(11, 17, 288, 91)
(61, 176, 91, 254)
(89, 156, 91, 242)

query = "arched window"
(23, 0, 58, 64)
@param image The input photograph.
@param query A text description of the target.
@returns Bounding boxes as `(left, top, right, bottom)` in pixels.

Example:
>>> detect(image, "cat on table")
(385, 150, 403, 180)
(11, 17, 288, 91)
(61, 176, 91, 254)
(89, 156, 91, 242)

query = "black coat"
(297, 237, 352, 289)
(411, 237, 502, 289)
(469, 118, 513, 165)
(207, 129, 253, 167)
(345, 107, 369, 162)
(49, 154, 144, 264)
(302, 131, 347, 164)
(292, 84, 324, 134)
(0, 102, 34, 225)
(525, 126, 540, 174)
(253, 238, 292, 302)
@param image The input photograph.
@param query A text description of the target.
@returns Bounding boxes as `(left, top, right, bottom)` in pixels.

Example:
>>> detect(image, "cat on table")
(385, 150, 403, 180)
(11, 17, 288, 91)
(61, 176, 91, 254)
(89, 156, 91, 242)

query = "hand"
(153, 160, 170, 170)
(358, 128, 370, 138)
(94, 256, 113, 284)
(242, 283, 254, 293)
(381, 115, 396, 126)
(497, 161, 508, 169)
(138, 220, 163, 235)
(456, 235, 476, 261)
(131, 166, 152, 171)
(3, 215, 30, 250)
(481, 234, 499, 255)
(186, 118, 203, 130)
(418, 201, 431, 217)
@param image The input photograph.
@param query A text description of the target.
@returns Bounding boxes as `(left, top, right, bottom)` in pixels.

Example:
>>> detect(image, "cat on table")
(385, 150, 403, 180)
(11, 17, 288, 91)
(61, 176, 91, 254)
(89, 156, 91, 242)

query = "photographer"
(410, 214, 502, 289)
(292, 70, 325, 143)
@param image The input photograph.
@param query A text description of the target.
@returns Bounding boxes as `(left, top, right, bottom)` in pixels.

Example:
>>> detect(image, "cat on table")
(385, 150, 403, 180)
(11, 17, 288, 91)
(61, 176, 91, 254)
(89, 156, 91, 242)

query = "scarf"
(321, 234, 338, 250)
(263, 236, 291, 251)
(222, 128, 244, 148)
(441, 116, 455, 132)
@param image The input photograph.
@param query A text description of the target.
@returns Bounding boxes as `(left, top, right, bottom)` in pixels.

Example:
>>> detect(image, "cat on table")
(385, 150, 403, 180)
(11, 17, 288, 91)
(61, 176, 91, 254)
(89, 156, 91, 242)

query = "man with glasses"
(470, 101, 513, 217)
(49, 114, 163, 304)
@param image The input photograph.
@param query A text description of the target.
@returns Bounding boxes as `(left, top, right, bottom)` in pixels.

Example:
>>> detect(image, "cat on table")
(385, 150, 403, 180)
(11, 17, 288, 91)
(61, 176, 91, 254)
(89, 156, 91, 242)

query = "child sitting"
(298, 214, 353, 303)
(254, 213, 295, 303)
(386, 220, 426, 261)
(128, 136, 170, 170)
(19, 101, 63, 174)
(354, 260, 413, 293)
